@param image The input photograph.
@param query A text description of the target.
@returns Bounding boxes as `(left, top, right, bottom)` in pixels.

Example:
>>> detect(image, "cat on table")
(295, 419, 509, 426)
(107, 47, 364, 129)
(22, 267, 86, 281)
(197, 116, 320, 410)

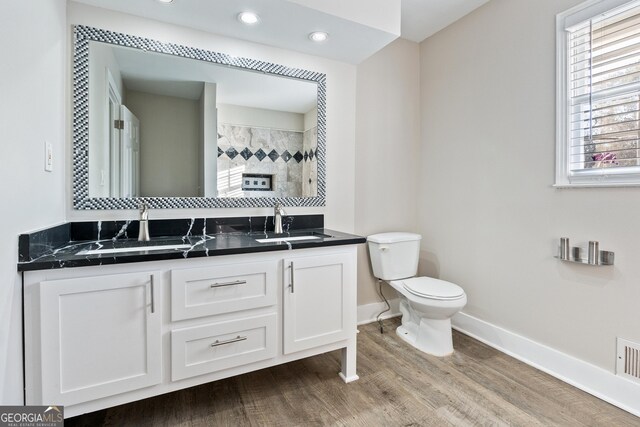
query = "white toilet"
(367, 232, 467, 357)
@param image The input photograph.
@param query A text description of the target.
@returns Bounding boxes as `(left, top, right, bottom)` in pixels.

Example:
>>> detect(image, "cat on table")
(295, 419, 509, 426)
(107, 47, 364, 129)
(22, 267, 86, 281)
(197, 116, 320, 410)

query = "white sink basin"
(77, 244, 192, 255)
(255, 236, 322, 243)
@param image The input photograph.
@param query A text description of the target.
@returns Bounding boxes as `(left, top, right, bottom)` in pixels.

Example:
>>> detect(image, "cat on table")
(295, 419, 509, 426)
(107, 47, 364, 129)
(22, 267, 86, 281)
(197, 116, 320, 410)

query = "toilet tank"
(367, 232, 422, 280)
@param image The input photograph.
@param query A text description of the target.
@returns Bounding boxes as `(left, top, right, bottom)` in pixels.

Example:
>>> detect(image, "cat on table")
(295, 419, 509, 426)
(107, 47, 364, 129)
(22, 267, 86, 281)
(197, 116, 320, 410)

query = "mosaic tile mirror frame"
(73, 25, 326, 209)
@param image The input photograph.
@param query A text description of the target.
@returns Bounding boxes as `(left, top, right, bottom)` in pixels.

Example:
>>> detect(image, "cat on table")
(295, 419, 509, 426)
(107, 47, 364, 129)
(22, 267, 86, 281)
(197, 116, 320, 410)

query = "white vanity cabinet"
(24, 271, 162, 407)
(23, 245, 358, 418)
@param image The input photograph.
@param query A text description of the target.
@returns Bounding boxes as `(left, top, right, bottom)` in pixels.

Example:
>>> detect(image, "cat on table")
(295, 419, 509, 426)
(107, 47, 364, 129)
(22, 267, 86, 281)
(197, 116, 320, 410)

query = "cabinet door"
(38, 271, 162, 406)
(283, 252, 355, 354)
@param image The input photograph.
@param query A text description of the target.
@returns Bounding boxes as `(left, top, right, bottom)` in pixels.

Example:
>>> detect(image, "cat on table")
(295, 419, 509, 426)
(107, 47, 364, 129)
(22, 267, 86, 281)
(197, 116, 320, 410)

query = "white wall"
(0, 0, 67, 403)
(202, 83, 217, 198)
(126, 90, 200, 197)
(66, 2, 357, 234)
(419, 0, 640, 372)
(217, 104, 304, 132)
(354, 38, 420, 305)
(304, 107, 318, 131)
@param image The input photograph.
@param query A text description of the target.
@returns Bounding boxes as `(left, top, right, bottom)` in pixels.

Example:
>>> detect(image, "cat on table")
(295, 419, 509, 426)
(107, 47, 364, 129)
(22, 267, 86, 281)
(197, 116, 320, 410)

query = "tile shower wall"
(217, 123, 317, 198)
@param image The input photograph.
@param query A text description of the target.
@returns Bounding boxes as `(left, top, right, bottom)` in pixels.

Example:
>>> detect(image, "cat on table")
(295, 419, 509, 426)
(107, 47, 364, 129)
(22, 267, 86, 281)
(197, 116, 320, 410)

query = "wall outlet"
(45, 141, 53, 172)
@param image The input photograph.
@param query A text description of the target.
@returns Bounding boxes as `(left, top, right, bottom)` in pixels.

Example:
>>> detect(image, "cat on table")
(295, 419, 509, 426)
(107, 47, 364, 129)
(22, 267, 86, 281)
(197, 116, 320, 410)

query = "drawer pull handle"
(290, 261, 295, 293)
(210, 279, 246, 288)
(150, 275, 155, 314)
(210, 335, 247, 347)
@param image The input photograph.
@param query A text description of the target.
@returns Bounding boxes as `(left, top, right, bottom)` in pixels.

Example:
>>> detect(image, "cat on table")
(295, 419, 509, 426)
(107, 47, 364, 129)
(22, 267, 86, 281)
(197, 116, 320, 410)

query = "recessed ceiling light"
(157, 0, 173, 3)
(238, 12, 260, 25)
(308, 31, 329, 43)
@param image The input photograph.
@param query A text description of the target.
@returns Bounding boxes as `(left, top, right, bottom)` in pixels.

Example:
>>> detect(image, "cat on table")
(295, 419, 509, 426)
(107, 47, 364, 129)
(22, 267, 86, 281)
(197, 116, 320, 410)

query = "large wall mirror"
(73, 25, 326, 209)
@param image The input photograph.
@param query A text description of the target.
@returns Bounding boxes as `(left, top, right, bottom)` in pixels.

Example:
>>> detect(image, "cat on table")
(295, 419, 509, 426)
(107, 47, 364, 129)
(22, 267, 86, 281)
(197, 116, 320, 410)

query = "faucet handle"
(139, 203, 149, 220)
(137, 203, 151, 241)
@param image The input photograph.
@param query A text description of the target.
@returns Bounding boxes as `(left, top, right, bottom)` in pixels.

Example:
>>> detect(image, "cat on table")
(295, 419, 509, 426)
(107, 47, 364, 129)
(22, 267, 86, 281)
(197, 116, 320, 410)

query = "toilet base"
(396, 317, 454, 357)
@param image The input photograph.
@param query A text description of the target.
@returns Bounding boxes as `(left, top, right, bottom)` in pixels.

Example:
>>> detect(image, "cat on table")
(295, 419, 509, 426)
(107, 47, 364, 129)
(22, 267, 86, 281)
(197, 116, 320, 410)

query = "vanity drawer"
(171, 261, 277, 321)
(171, 313, 277, 381)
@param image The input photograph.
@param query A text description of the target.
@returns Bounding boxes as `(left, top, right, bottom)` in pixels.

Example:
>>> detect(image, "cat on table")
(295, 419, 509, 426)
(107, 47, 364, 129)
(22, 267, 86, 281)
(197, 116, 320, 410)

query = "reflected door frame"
(119, 105, 140, 198)
(106, 69, 122, 198)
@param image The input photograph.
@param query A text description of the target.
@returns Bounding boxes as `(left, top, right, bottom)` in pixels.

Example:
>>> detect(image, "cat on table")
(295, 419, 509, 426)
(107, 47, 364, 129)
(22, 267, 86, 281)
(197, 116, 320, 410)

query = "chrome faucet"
(138, 203, 150, 241)
(274, 203, 286, 234)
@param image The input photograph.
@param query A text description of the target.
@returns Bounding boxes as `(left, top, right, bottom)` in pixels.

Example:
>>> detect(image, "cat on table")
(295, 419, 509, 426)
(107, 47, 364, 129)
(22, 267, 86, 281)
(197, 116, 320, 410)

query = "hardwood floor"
(66, 318, 640, 426)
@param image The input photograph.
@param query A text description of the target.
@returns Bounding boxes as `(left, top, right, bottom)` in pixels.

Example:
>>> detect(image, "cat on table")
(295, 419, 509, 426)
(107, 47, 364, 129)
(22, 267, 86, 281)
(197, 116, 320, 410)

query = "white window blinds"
(568, 1, 640, 173)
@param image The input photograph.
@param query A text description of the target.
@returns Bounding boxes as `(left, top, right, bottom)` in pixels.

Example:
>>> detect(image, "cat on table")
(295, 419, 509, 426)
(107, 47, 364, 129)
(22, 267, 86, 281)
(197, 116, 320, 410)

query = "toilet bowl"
(389, 277, 466, 356)
(367, 232, 467, 357)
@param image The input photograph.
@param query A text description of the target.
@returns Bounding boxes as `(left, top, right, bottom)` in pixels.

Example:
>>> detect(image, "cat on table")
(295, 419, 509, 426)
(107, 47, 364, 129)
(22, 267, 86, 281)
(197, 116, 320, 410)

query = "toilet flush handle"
(379, 246, 389, 252)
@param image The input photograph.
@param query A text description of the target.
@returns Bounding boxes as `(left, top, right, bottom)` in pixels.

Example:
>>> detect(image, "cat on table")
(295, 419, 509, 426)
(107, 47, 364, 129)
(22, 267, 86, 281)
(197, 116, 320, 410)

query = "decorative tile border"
(73, 25, 326, 209)
(219, 147, 316, 163)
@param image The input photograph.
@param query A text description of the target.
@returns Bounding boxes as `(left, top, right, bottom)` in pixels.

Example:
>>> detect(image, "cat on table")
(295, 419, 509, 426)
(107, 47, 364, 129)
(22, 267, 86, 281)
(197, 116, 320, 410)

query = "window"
(556, 0, 640, 186)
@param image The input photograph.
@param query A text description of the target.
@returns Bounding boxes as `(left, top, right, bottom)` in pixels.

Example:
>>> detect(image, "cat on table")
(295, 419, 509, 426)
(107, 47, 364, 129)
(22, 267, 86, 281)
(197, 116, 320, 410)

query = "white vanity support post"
(340, 247, 359, 383)
(340, 346, 359, 383)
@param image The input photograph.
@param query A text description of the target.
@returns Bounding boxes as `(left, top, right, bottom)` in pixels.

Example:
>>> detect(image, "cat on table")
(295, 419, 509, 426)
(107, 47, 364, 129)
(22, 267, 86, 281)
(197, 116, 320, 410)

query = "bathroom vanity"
(19, 23, 363, 417)
(19, 216, 364, 417)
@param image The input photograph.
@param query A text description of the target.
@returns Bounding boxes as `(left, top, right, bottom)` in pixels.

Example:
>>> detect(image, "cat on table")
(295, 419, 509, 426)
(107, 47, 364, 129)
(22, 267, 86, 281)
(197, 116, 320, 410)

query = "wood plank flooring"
(66, 318, 640, 426)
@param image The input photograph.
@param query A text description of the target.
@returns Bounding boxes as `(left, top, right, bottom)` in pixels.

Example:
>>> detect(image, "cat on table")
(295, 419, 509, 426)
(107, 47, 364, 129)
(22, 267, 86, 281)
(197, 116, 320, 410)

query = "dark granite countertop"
(18, 215, 365, 272)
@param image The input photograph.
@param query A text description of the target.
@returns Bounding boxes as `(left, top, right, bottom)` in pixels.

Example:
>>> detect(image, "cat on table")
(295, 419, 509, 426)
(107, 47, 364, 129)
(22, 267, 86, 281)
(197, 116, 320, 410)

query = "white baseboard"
(357, 298, 400, 325)
(452, 312, 640, 418)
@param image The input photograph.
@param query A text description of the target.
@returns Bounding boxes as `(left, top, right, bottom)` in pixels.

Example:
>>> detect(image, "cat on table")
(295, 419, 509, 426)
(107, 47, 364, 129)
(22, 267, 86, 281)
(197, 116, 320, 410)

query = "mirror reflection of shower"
(87, 41, 318, 199)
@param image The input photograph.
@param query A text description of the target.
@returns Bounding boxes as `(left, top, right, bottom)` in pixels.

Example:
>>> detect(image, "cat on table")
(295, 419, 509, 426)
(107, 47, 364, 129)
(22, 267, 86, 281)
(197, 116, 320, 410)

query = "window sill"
(553, 182, 640, 188)
(555, 167, 640, 188)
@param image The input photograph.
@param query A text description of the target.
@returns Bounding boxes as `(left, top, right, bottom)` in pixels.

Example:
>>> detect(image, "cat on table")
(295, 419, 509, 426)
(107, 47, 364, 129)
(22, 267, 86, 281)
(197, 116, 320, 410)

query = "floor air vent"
(616, 338, 640, 383)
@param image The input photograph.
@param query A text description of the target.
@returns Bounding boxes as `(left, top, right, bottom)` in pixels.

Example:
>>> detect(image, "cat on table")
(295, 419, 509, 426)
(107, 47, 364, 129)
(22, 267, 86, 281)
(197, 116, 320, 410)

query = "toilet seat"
(400, 277, 465, 300)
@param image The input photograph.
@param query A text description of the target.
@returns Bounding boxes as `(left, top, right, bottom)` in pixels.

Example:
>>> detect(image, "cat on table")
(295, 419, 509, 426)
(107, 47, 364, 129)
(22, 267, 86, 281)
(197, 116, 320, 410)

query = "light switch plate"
(45, 141, 53, 172)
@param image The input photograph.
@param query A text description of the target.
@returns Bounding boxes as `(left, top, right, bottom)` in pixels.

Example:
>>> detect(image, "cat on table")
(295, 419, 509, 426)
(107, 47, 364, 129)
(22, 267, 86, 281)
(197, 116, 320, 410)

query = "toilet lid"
(401, 277, 465, 300)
